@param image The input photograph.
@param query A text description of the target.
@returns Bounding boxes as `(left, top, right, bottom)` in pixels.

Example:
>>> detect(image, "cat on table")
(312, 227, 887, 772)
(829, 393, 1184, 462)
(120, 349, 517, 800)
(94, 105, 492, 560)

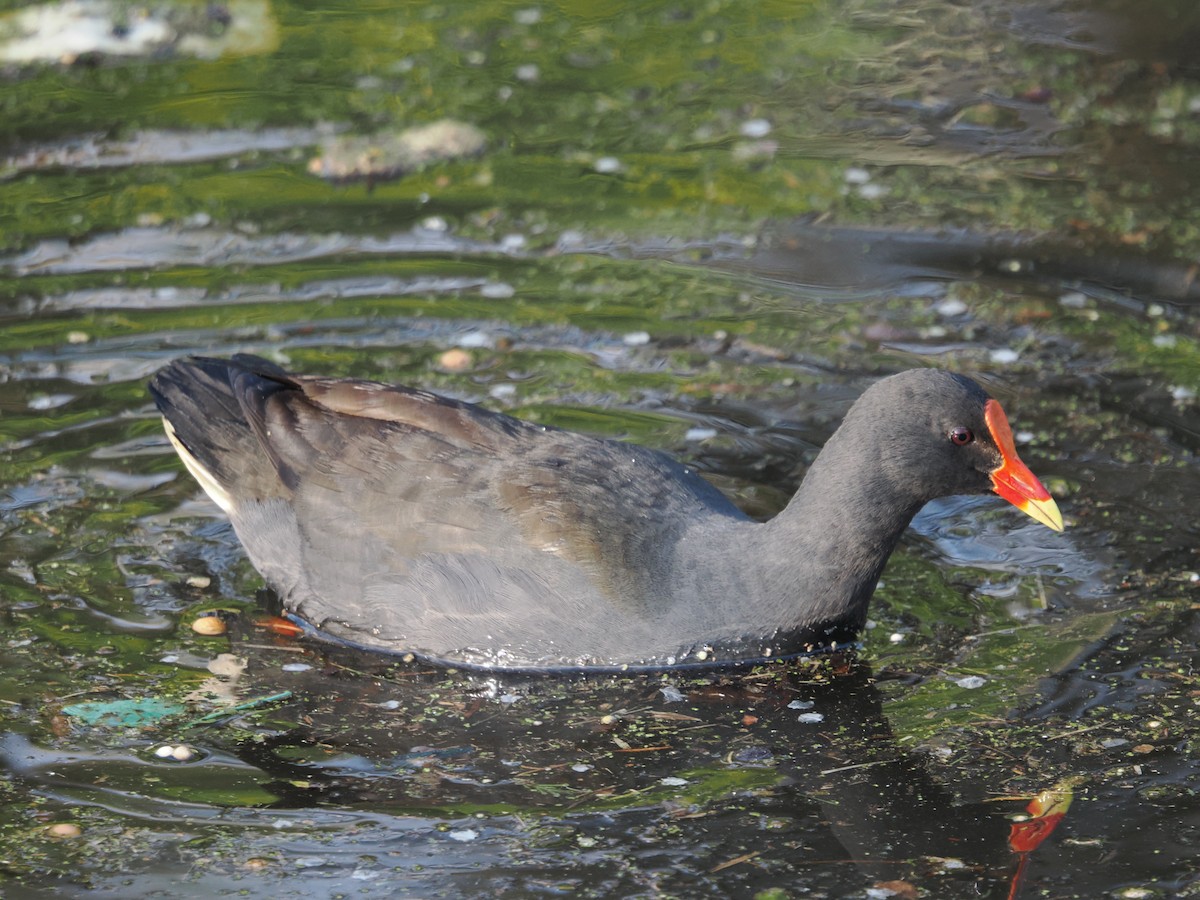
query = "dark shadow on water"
(634, 219, 1200, 314)
(1, 621, 1048, 897)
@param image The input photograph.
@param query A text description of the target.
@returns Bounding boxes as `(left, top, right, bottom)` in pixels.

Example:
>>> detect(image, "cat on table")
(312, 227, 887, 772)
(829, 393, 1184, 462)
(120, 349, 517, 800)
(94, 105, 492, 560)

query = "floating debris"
(45, 823, 82, 840)
(0, 0, 277, 66)
(659, 685, 685, 703)
(308, 120, 487, 184)
(480, 282, 515, 299)
(61, 697, 183, 727)
(622, 331, 651, 346)
(739, 118, 772, 138)
(936, 297, 968, 317)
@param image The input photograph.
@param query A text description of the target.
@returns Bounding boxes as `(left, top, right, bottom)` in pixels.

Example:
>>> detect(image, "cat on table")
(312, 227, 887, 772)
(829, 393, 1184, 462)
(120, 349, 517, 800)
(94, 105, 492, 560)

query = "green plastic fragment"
(60, 698, 184, 727)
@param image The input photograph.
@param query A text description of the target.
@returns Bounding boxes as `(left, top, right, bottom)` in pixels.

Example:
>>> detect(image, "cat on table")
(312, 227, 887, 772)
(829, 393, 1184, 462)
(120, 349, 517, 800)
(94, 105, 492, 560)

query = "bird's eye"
(949, 427, 975, 446)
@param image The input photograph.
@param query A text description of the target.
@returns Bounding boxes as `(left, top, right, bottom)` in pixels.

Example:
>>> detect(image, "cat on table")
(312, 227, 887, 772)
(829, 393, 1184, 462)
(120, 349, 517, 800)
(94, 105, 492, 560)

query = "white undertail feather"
(163, 417, 234, 514)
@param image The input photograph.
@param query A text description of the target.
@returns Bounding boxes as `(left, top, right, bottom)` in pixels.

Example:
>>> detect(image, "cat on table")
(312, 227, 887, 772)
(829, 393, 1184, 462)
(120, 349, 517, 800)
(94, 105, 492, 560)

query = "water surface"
(1, 0, 1199, 897)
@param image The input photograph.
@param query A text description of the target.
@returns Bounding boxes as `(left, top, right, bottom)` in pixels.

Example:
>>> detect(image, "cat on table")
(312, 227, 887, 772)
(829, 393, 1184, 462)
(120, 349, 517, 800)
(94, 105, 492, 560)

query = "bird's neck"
(753, 428, 927, 633)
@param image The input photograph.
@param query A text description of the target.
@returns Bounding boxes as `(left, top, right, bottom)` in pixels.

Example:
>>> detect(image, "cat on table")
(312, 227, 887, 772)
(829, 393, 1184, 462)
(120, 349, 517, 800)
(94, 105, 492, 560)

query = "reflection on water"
(0, 0, 1198, 896)
(1, 653, 1029, 897)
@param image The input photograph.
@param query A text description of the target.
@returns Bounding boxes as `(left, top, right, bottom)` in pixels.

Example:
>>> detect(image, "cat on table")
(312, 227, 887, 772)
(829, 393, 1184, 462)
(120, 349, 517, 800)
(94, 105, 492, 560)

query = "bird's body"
(150, 356, 1062, 671)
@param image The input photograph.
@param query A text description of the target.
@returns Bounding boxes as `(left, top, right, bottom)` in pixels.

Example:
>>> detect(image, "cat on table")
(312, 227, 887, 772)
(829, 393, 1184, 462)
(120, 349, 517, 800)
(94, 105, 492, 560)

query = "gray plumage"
(149, 356, 1036, 671)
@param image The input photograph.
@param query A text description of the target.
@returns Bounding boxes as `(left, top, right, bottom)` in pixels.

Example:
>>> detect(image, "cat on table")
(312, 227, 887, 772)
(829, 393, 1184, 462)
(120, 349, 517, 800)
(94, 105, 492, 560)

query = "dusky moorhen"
(150, 356, 1063, 671)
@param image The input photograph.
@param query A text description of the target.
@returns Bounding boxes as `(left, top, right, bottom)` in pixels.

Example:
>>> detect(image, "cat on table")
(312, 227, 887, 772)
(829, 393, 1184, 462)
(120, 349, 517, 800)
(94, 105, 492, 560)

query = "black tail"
(149, 355, 293, 501)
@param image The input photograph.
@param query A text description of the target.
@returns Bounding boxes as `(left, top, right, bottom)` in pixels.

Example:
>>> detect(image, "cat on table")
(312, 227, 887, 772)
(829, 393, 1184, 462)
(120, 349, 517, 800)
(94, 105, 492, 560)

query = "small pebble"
(685, 427, 718, 442)
(844, 166, 871, 184)
(171, 745, 196, 762)
(1058, 291, 1088, 309)
(857, 183, 889, 200)
(660, 776, 688, 786)
(955, 676, 987, 689)
(420, 215, 449, 233)
(787, 699, 814, 710)
(571, 763, 592, 773)
(379, 699, 401, 710)
(191, 616, 227, 636)
(154, 744, 176, 758)
(66, 331, 90, 344)
(593, 156, 622, 174)
(622, 331, 651, 346)
(46, 823, 82, 839)
(797, 712, 825, 724)
(281, 662, 313, 672)
(437, 348, 473, 372)
(186, 575, 211, 589)
(889, 632, 905, 644)
(515, 63, 539, 82)
(990, 348, 1020, 364)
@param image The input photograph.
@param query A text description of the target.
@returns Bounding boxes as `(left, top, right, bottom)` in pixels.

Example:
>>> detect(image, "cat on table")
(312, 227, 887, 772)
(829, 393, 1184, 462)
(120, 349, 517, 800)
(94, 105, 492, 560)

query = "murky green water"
(1, 0, 1198, 897)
